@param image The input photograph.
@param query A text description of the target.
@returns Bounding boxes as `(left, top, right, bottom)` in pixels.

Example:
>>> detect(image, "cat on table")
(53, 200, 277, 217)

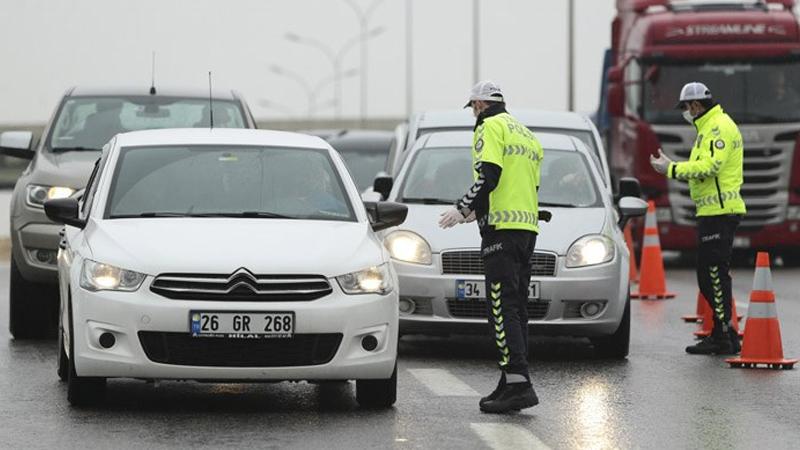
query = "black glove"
(538, 210, 552, 222)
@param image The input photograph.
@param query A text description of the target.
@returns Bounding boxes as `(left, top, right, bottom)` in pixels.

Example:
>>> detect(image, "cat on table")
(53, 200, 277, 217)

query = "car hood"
(30, 150, 101, 189)
(83, 218, 383, 277)
(392, 204, 608, 255)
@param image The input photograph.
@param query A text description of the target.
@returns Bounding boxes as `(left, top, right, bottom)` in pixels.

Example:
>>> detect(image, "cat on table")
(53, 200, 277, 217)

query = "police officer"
(439, 81, 543, 413)
(650, 82, 746, 355)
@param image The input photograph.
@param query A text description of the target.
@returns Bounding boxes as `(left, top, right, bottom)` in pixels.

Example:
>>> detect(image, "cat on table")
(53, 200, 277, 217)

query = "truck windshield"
(643, 61, 800, 124)
(49, 96, 247, 151)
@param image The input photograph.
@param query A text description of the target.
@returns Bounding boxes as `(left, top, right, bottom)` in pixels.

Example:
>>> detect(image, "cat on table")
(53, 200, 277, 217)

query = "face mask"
(682, 109, 695, 124)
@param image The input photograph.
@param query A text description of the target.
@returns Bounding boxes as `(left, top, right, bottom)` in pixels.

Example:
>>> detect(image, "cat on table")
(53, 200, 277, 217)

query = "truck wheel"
(66, 297, 106, 406)
(591, 293, 630, 359)
(9, 257, 55, 339)
(356, 362, 397, 409)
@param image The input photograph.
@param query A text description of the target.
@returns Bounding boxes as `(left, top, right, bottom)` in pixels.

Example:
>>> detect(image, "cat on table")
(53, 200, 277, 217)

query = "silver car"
(379, 131, 647, 358)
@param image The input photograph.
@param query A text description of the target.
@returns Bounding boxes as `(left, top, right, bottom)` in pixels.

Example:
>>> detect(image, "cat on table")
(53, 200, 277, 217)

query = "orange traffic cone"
(631, 201, 674, 300)
(693, 293, 742, 338)
(727, 252, 797, 369)
(683, 290, 743, 323)
(624, 223, 639, 284)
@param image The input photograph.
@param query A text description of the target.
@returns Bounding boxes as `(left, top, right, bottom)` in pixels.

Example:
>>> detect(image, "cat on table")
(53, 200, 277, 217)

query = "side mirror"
(364, 201, 408, 232)
(0, 131, 34, 159)
(617, 196, 648, 228)
(373, 173, 394, 200)
(618, 177, 642, 199)
(44, 197, 86, 229)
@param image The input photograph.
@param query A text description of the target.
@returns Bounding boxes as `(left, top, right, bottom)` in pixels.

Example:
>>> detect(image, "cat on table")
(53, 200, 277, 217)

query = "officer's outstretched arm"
(667, 138, 732, 181)
(456, 161, 501, 215)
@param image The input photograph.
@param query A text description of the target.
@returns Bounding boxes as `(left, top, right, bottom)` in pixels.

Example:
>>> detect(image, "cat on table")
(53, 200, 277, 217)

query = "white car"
(45, 128, 407, 407)
(379, 131, 647, 358)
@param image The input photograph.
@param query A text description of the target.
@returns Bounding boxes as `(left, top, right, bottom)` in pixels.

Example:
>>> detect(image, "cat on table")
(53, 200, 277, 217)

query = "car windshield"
(399, 147, 600, 207)
(105, 145, 354, 221)
(49, 96, 247, 151)
(339, 149, 390, 191)
(643, 61, 800, 124)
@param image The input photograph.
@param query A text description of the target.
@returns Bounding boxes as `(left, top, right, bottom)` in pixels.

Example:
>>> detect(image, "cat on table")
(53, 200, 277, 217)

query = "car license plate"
(456, 280, 540, 300)
(733, 236, 750, 248)
(190, 311, 294, 338)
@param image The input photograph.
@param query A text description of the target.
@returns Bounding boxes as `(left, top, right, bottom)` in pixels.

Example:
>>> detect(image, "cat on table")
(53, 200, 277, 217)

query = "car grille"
(441, 251, 556, 276)
(669, 141, 792, 231)
(150, 268, 333, 301)
(446, 299, 550, 320)
(138, 332, 342, 367)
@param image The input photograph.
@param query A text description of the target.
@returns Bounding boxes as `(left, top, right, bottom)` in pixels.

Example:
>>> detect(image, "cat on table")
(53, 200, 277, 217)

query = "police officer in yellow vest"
(650, 82, 746, 355)
(439, 81, 543, 413)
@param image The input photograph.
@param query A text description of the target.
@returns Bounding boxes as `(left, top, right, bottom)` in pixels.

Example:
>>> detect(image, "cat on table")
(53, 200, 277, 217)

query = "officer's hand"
(538, 210, 552, 222)
(649, 148, 672, 174)
(463, 210, 476, 223)
(438, 208, 465, 229)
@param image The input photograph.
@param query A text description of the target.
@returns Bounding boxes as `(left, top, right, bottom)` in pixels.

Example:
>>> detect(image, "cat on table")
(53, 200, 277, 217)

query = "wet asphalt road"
(1, 262, 799, 449)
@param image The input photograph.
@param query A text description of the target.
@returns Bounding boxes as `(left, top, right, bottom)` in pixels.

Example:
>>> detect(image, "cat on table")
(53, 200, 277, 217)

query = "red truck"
(600, 0, 800, 262)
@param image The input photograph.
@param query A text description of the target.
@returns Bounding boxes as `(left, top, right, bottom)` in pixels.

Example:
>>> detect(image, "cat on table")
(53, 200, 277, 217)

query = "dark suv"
(0, 86, 257, 338)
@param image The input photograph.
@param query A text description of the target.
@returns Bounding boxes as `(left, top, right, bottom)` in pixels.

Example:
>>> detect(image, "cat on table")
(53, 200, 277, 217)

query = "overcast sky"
(0, 0, 615, 124)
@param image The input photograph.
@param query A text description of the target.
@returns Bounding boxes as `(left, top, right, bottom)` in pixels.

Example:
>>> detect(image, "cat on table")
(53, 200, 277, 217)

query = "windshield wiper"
(539, 201, 577, 208)
(110, 212, 188, 218)
(51, 146, 102, 153)
(188, 211, 296, 219)
(401, 197, 455, 205)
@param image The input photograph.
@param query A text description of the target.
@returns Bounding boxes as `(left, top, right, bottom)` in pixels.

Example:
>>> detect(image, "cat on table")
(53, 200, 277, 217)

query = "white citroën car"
(45, 128, 407, 407)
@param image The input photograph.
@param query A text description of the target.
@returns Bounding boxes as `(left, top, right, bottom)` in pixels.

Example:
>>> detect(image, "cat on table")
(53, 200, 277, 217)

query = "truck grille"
(446, 299, 550, 320)
(138, 332, 342, 367)
(667, 134, 794, 231)
(150, 268, 332, 301)
(441, 251, 556, 276)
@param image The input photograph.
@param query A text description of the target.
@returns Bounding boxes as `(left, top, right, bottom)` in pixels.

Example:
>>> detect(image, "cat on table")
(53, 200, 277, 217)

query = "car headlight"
(566, 235, 615, 268)
(80, 259, 146, 292)
(336, 263, 394, 295)
(384, 230, 432, 265)
(27, 184, 75, 208)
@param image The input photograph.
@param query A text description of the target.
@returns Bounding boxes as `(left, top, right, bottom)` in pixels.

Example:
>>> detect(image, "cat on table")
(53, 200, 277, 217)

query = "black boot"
(479, 373, 506, 408)
(479, 383, 539, 414)
(685, 334, 734, 355)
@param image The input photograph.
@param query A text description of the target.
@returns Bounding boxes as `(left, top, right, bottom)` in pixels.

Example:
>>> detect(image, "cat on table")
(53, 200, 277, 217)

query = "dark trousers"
(480, 229, 537, 379)
(696, 215, 740, 335)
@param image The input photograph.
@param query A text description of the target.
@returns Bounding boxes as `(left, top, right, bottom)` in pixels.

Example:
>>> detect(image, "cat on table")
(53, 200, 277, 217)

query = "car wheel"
(356, 362, 397, 409)
(57, 321, 68, 382)
(66, 297, 106, 406)
(9, 257, 56, 339)
(591, 293, 630, 359)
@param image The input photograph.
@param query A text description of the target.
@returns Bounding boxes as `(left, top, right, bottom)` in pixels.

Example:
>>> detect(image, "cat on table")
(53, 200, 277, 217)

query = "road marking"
(470, 423, 551, 450)
(408, 368, 480, 396)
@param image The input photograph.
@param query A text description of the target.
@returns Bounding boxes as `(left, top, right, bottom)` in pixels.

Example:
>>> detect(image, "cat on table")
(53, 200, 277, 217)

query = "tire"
(781, 251, 800, 268)
(591, 293, 631, 359)
(57, 323, 69, 382)
(9, 257, 56, 339)
(356, 362, 397, 409)
(66, 297, 106, 406)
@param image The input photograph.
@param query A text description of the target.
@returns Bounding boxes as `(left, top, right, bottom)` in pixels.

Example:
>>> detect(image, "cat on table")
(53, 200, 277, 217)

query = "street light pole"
(269, 64, 314, 119)
(344, 0, 385, 127)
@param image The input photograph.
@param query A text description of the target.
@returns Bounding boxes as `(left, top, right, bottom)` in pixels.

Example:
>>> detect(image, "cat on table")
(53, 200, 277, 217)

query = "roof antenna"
(208, 71, 214, 129)
(149, 51, 157, 95)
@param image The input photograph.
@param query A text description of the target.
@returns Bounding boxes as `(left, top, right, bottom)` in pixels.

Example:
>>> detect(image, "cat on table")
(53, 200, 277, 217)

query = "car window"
(399, 147, 600, 207)
(49, 96, 247, 151)
(105, 145, 355, 221)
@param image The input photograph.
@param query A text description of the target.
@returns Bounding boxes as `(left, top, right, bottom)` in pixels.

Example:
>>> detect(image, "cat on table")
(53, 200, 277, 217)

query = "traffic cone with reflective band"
(631, 201, 674, 300)
(683, 290, 743, 323)
(693, 293, 742, 338)
(624, 223, 639, 284)
(727, 252, 797, 369)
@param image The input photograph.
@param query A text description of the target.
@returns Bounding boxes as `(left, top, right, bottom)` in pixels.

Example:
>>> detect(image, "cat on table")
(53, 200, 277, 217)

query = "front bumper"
(11, 202, 61, 283)
(395, 252, 628, 338)
(71, 282, 398, 380)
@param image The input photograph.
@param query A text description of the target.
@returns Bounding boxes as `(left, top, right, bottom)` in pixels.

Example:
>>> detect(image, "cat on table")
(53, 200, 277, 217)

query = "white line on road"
(470, 423, 551, 450)
(408, 368, 480, 397)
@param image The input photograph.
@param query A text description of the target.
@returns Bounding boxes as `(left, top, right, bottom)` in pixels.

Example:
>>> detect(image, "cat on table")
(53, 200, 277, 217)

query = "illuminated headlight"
(656, 207, 671, 223)
(80, 259, 146, 292)
(384, 230, 432, 265)
(787, 206, 800, 220)
(27, 184, 75, 208)
(566, 235, 615, 268)
(336, 263, 394, 295)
